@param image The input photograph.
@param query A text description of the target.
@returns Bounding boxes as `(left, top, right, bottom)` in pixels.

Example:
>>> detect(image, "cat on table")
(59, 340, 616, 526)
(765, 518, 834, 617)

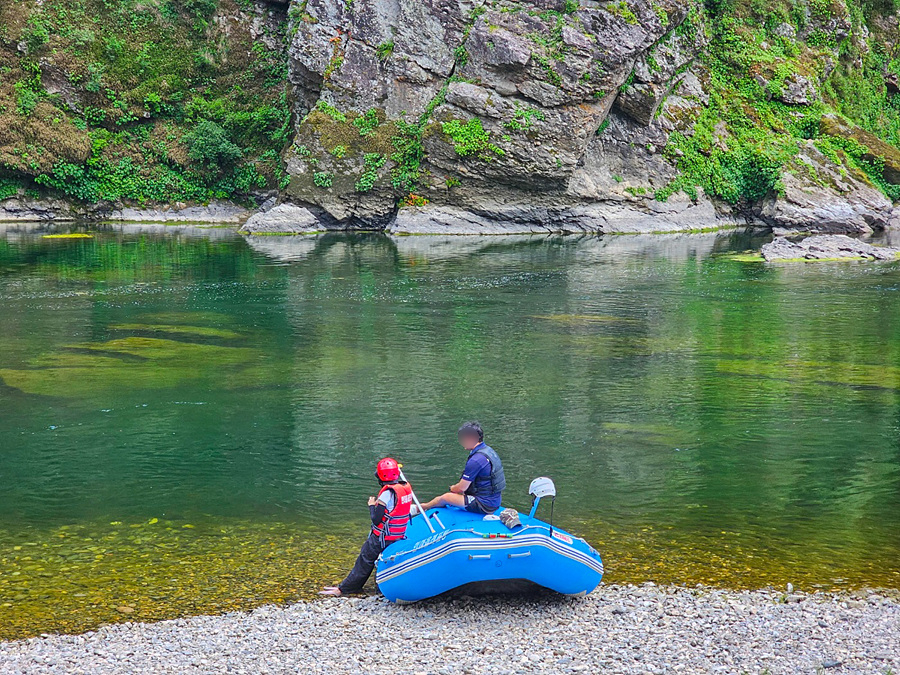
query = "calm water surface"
(1, 224, 899, 637)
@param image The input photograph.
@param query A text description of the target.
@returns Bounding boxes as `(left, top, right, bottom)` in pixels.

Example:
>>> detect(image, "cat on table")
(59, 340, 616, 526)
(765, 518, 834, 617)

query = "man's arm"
(449, 479, 471, 494)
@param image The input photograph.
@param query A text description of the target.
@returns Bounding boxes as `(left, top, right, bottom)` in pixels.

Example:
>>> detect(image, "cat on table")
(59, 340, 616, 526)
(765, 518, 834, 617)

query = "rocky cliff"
(276, 0, 724, 233)
(3, 0, 900, 234)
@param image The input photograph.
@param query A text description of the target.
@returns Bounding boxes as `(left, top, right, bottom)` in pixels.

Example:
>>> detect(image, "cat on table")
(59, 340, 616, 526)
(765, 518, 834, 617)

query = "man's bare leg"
(420, 492, 467, 510)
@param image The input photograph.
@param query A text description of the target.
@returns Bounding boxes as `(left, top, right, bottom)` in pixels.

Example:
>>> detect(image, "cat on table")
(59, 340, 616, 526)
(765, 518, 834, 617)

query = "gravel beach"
(1, 584, 897, 675)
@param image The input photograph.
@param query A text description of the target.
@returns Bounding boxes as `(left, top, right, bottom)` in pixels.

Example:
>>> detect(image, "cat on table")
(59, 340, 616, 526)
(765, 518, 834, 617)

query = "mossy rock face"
(820, 115, 900, 185)
(285, 107, 397, 223)
(298, 109, 395, 158)
(9, 0, 900, 233)
(0, 0, 292, 203)
(760, 142, 894, 234)
(282, 0, 701, 225)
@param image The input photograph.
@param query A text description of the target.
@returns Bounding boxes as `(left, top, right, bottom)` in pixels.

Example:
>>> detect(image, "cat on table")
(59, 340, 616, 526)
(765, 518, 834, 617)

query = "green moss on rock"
(0, 0, 292, 205)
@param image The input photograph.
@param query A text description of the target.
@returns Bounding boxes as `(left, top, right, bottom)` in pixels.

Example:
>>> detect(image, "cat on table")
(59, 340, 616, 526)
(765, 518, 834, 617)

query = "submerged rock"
(761, 235, 900, 262)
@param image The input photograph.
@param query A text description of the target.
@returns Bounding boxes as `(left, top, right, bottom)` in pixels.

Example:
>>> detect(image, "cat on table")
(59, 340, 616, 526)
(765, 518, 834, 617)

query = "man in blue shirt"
(420, 421, 506, 514)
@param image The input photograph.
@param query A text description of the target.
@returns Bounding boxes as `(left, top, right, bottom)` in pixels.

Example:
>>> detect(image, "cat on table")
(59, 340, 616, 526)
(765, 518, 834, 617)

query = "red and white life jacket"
(371, 482, 413, 542)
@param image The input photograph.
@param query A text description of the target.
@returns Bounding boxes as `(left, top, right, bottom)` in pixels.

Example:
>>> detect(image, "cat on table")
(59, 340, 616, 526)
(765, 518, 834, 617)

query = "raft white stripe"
(382, 537, 542, 576)
(377, 539, 604, 584)
(383, 535, 603, 577)
(382, 534, 603, 577)
(376, 535, 604, 584)
(384, 528, 595, 569)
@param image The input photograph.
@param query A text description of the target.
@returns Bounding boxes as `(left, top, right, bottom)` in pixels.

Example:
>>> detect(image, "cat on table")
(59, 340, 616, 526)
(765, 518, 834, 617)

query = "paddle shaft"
(399, 468, 435, 534)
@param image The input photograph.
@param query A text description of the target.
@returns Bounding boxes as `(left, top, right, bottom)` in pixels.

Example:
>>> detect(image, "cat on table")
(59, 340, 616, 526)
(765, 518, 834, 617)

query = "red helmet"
(375, 457, 401, 482)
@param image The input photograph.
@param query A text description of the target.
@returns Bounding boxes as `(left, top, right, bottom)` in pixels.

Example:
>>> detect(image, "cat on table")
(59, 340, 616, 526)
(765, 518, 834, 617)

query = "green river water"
(1, 224, 899, 638)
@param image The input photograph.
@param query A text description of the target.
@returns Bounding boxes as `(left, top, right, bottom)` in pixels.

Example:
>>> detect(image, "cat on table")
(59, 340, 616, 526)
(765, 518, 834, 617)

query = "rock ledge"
(762, 235, 900, 261)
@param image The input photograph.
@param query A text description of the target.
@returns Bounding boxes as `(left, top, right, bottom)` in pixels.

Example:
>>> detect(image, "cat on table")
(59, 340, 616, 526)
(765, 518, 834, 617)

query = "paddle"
(398, 464, 435, 534)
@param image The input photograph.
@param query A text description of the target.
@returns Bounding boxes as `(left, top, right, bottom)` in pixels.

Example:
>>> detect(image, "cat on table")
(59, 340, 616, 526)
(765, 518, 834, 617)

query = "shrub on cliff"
(0, 0, 291, 204)
(183, 120, 243, 171)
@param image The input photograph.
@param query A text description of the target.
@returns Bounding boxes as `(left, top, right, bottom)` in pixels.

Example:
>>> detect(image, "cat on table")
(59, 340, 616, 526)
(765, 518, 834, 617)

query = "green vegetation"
(402, 192, 429, 207)
(184, 119, 243, 168)
(389, 82, 450, 191)
(352, 108, 380, 137)
(0, 178, 23, 201)
(0, 0, 292, 205)
(442, 118, 505, 160)
(657, 0, 900, 206)
(525, 8, 569, 87)
(653, 4, 670, 26)
(453, 44, 469, 67)
(607, 1, 639, 25)
(323, 42, 345, 81)
(376, 40, 394, 61)
(313, 170, 334, 188)
(817, 133, 900, 201)
(7, 0, 900, 212)
(314, 100, 347, 123)
(390, 121, 425, 191)
(354, 153, 386, 192)
(503, 105, 546, 132)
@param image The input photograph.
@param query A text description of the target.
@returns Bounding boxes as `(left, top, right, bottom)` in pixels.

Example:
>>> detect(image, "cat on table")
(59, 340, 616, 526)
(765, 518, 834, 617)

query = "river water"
(1, 224, 898, 638)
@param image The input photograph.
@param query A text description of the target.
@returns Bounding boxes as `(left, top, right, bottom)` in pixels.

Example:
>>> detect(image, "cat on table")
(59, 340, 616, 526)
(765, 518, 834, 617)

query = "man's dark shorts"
(464, 495, 497, 515)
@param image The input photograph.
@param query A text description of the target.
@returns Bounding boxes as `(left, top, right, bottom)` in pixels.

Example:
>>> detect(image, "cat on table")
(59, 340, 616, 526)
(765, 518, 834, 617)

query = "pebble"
(0, 585, 897, 674)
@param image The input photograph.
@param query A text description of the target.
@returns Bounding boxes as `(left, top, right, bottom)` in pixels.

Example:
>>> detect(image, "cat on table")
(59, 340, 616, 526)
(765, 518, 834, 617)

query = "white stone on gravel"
(0, 585, 898, 674)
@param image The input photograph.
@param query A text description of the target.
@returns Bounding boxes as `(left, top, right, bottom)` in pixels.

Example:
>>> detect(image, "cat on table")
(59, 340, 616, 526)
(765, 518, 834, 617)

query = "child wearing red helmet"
(320, 457, 414, 596)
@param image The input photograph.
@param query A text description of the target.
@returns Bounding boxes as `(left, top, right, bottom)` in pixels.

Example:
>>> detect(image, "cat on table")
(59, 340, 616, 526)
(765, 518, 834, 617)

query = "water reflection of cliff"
(244, 231, 740, 265)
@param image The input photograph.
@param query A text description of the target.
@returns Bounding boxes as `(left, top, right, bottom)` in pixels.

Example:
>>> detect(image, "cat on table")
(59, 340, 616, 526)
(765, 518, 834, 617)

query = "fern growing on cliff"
(441, 119, 505, 161)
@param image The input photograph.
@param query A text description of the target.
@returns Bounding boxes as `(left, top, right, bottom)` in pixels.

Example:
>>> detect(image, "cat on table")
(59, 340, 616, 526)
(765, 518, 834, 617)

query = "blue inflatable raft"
(375, 478, 604, 603)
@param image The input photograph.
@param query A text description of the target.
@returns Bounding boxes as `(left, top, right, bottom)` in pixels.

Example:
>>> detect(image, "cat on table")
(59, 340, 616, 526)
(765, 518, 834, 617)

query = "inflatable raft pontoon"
(375, 478, 604, 603)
